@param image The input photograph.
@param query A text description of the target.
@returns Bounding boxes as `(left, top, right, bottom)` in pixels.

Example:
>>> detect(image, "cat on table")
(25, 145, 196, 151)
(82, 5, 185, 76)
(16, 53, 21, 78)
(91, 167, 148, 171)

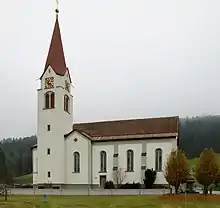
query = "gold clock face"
(65, 80, 70, 92)
(45, 77, 54, 89)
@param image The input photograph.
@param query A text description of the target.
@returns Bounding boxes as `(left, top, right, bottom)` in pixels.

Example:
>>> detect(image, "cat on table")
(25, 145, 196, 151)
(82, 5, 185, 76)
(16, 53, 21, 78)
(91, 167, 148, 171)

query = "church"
(32, 10, 179, 188)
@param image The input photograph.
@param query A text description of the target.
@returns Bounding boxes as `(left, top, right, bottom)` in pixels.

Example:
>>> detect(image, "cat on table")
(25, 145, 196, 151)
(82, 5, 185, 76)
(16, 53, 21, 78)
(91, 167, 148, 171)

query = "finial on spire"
(55, 0, 59, 15)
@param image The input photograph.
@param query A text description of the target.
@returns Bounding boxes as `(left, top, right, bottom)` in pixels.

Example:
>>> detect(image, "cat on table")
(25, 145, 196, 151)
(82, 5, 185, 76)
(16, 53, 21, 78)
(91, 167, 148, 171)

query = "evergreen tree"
(0, 148, 7, 184)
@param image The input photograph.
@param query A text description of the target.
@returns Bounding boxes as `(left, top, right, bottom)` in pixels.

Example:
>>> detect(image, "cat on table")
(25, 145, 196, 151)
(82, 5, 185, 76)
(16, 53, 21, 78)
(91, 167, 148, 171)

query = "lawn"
(13, 174, 32, 184)
(0, 195, 220, 208)
(188, 153, 220, 168)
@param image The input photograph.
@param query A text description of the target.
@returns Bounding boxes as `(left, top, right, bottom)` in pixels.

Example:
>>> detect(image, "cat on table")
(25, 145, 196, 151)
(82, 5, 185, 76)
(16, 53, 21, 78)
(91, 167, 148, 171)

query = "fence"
(9, 187, 170, 196)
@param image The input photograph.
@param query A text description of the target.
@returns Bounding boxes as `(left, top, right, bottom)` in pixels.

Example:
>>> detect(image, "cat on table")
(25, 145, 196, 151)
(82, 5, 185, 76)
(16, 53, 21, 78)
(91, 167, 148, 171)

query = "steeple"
(41, 9, 67, 79)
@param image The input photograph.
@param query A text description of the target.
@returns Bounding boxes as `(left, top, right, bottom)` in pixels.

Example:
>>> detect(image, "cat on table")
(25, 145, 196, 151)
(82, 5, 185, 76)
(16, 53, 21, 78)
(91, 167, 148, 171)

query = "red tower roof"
(41, 13, 67, 79)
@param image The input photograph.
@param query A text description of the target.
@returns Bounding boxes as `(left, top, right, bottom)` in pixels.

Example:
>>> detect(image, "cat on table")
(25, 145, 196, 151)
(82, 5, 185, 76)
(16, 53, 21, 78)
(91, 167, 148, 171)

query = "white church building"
(32, 11, 179, 188)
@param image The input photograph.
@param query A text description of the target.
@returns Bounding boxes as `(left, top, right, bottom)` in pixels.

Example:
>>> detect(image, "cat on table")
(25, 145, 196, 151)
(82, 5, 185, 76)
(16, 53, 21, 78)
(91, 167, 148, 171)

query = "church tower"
(37, 9, 73, 185)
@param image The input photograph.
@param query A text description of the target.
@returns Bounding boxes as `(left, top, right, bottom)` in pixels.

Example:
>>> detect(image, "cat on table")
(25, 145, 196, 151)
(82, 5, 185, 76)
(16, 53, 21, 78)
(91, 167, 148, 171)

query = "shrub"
(21, 184, 33, 188)
(52, 186, 60, 189)
(104, 181, 114, 189)
(120, 182, 140, 189)
(144, 169, 157, 189)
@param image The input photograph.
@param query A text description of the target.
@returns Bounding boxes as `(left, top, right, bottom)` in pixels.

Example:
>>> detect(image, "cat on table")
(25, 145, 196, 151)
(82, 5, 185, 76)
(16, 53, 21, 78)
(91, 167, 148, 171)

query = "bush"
(104, 181, 114, 189)
(120, 182, 140, 189)
(21, 184, 33, 188)
(144, 169, 157, 189)
(52, 186, 60, 189)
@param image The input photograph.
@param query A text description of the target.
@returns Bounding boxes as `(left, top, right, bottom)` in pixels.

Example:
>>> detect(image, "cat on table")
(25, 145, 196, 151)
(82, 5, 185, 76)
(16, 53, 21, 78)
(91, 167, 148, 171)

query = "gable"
(64, 129, 92, 142)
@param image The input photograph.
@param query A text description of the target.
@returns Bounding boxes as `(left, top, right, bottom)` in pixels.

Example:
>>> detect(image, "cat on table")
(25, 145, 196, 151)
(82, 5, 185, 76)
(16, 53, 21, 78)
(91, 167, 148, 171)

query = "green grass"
(188, 153, 220, 168)
(13, 174, 33, 184)
(0, 195, 219, 208)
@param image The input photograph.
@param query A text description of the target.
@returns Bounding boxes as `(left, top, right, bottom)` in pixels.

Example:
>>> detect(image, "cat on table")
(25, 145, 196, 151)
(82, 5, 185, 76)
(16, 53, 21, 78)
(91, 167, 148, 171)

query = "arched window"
(44, 92, 55, 109)
(73, 152, 80, 173)
(155, 148, 162, 172)
(127, 149, 134, 172)
(50, 92, 55, 108)
(64, 95, 70, 112)
(100, 151, 107, 172)
(45, 93, 50, 109)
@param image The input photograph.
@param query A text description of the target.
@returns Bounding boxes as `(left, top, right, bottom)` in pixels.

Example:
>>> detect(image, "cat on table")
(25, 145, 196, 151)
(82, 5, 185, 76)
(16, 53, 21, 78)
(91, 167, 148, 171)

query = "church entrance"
(99, 175, 107, 188)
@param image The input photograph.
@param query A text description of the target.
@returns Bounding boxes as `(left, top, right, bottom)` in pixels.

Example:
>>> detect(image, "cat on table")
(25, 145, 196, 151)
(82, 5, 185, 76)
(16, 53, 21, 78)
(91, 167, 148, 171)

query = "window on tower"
(64, 95, 70, 112)
(44, 92, 55, 109)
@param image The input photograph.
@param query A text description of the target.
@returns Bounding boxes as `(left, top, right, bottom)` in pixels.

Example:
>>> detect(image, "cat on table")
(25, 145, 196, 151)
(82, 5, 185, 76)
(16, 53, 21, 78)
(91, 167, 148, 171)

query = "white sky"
(0, 0, 220, 138)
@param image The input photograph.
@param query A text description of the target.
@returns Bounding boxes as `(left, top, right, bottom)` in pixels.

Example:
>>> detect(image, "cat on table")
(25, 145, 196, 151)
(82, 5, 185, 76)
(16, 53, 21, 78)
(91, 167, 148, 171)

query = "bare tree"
(0, 185, 8, 201)
(113, 167, 126, 188)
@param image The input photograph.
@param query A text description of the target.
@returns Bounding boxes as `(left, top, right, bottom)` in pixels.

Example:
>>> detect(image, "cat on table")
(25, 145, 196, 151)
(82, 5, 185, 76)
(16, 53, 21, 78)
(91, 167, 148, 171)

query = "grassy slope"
(13, 174, 33, 184)
(188, 153, 220, 168)
(0, 195, 219, 208)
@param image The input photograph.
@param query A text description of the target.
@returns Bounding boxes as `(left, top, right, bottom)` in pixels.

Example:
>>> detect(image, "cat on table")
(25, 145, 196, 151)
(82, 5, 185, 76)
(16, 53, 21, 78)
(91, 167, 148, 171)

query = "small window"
(48, 171, 51, 178)
(64, 95, 70, 112)
(47, 148, 50, 155)
(73, 152, 80, 173)
(47, 125, 50, 131)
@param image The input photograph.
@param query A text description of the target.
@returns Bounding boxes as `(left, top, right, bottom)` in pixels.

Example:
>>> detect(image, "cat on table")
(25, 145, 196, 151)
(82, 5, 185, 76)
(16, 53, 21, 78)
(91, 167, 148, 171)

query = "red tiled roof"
(69, 116, 179, 141)
(41, 14, 67, 79)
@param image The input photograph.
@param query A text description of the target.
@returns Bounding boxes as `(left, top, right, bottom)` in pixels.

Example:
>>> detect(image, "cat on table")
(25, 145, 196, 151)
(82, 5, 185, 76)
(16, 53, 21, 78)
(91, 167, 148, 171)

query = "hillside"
(1, 115, 220, 177)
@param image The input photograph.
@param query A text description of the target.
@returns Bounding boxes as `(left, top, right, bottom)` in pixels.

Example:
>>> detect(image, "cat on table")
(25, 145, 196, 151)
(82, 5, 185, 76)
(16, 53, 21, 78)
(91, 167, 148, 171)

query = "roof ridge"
(74, 116, 179, 125)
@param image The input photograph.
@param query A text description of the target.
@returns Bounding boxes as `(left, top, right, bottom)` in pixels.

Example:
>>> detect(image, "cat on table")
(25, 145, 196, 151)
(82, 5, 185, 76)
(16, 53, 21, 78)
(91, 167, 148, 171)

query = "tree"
(144, 169, 157, 189)
(165, 149, 190, 194)
(0, 149, 9, 201)
(195, 148, 219, 194)
(0, 148, 7, 184)
(113, 167, 126, 188)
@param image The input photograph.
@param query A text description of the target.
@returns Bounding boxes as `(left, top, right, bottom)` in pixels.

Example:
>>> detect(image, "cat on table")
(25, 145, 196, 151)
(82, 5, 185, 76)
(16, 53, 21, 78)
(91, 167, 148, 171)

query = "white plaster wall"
(37, 66, 73, 185)
(146, 138, 177, 184)
(92, 143, 114, 185)
(118, 143, 142, 184)
(32, 148, 38, 185)
(92, 138, 176, 186)
(65, 131, 91, 184)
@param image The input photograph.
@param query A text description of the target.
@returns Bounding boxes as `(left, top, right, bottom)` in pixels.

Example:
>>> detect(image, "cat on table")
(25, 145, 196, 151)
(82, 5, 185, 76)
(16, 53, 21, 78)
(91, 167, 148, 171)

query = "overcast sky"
(0, 0, 220, 138)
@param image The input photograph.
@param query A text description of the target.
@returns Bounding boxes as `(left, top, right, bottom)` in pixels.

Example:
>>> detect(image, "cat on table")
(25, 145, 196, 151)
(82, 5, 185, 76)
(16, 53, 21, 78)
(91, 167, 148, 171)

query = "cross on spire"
(55, 0, 59, 15)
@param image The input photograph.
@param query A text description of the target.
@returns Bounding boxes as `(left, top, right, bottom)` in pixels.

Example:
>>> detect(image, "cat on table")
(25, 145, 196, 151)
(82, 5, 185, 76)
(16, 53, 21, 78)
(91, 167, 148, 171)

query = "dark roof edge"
(73, 115, 179, 126)
(31, 144, 38, 150)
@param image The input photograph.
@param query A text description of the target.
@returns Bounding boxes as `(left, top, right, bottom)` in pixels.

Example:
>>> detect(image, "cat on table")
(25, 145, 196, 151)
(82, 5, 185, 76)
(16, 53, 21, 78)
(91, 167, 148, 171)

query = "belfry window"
(64, 95, 70, 112)
(44, 92, 55, 109)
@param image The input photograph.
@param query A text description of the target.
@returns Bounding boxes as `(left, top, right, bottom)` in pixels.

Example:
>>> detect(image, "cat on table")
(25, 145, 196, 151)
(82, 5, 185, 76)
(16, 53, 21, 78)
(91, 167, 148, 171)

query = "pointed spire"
(42, 9, 67, 78)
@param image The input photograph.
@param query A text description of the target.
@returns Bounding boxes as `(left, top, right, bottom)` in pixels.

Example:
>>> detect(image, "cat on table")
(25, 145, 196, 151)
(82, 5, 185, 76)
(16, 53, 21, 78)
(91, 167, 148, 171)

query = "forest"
(1, 115, 220, 178)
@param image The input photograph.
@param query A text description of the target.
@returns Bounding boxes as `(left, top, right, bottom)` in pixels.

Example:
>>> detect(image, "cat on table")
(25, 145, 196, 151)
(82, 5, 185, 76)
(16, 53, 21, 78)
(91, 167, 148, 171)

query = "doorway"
(99, 175, 107, 188)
